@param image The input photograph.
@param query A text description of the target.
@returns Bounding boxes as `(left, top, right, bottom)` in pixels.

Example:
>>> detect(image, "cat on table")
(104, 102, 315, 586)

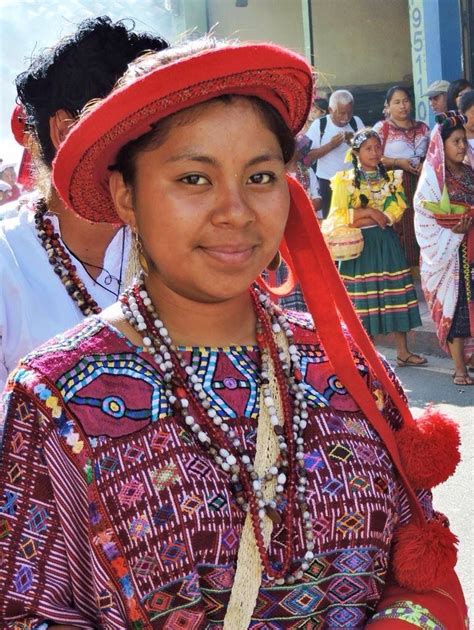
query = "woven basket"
(325, 226, 364, 261)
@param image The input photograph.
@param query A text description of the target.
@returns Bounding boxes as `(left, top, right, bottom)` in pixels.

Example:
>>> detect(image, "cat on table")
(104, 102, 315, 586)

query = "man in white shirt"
(305, 90, 364, 218)
(0, 17, 169, 390)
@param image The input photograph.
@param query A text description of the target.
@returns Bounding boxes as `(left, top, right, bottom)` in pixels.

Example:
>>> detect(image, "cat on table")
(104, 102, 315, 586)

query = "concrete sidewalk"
(374, 272, 445, 358)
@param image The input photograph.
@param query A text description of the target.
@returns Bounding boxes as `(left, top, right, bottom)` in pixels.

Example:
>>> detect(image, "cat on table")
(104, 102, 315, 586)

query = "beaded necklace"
(120, 280, 314, 584)
(34, 198, 102, 316)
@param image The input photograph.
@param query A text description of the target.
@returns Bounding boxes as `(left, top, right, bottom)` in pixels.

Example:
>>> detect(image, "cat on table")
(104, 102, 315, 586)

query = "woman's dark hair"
(446, 79, 473, 111)
(113, 95, 296, 185)
(436, 112, 467, 142)
(15, 16, 169, 166)
(385, 85, 412, 105)
(459, 89, 474, 115)
(314, 97, 328, 114)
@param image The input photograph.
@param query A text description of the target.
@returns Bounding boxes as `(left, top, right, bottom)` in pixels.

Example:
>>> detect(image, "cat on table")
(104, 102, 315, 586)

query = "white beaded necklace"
(120, 279, 314, 583)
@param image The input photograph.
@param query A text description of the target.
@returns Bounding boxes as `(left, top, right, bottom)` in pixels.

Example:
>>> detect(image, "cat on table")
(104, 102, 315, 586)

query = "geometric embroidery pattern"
(336, 512, 365, 535)
(150, 463, 180, 492)
(160, 540, 186, 565)
(1, 317, 404, 626)
(14, 564, 34, 594)
(128, 514, 151, 540)
(281, 584, 324, 615)
(118, 479, 145, 508)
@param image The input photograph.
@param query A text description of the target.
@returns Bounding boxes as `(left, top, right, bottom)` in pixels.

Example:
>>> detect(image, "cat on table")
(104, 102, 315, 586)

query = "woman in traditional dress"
(459, 89, 474, 169)
(373, 86, 430, 267)
(447, 79, 473, 113)
(414, 112, 474, 386)
(323, 128, 426, 368)
(0, 39, 465, 628)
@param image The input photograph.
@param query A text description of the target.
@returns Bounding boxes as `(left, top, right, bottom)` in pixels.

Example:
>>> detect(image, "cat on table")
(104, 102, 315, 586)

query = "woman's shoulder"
(331, 169, 354, 185)
(13, 316, 132, 385)
(414, 119, 430, 134)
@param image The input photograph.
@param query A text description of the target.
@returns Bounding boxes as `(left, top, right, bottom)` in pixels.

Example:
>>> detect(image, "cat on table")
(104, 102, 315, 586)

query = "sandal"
(396, 353, 428, 367)
(452, 372, 474, 386)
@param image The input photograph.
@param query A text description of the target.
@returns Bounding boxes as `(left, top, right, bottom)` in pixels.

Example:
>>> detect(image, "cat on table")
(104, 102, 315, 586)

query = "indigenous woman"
(0, 17, 168, 390)
(459, 89, 474, 169)
(414, 112, 474, 386)
(373, 86, 430, 267)
(447, 79, 473, 113)
(0, 39, 465, 628)
(324, 128, 426, 368)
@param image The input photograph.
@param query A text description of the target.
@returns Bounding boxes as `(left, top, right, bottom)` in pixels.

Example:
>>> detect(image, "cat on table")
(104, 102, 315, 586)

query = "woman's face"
(456, 87, 471, 109)
(463, 104, 474, 134)
(444, 128, 468, 165)
(112, 98, 290, 304)
(357, 136, 383, 170)
(387, 90, 412, 121)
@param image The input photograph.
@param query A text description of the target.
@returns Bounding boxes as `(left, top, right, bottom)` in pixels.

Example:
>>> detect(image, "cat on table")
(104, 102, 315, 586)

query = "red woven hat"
(52, 42, 313, 224)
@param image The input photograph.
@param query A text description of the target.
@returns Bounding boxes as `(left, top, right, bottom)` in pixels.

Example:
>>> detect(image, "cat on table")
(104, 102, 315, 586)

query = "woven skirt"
(339, 226, 422, 336)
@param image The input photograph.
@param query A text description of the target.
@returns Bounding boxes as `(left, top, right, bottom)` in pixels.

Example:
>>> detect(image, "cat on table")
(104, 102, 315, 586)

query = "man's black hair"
(15, 15, 168, 165)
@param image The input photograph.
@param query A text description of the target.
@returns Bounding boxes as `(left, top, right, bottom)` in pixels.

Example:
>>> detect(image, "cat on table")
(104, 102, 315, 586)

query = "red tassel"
(392, 516, 458, 592)
(396, 408, 461, 489)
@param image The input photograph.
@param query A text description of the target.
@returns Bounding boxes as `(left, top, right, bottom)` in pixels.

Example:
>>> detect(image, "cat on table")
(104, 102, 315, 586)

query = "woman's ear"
(49, 109, 76, 150)
(109, 171, 137, 231)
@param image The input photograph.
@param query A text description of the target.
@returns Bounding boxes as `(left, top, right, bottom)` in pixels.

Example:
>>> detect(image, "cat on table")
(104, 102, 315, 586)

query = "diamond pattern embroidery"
(281, 584, 324, 615)
(147, 590, 173, 612)
(222, 527, 239, 550)
(118, 479, 145, 508)
(150, 430, 171, 452)
(187, 457, 211, 477)
(19, 538, 37, 560)
(336, 512, 365, 535)
(322, 478, 343, 497)
(166, 609, 205, 629)
(181, 494, 203, 515)
(303, 449, 325, 472)
(334, 549, 372, 574)
(328, 443, 352, 462)
(160, 540, 186, 565)
(129, 514, 151, 539)
(154, 504, 174, 526)
(329, 576, 367, 603)
(207, 493, 226, 511)
(28, 505, 48, 533)
(349, 475, 369, 493)
(14, 564, 34, 594)
(134, 555, 158, 577)
(150, 463, 180, 492)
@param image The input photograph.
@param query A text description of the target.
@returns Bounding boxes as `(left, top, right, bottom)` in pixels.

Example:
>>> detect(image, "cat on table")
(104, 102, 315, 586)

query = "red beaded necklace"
(34, 199, 101, 316)
(123, 282, 310, 582)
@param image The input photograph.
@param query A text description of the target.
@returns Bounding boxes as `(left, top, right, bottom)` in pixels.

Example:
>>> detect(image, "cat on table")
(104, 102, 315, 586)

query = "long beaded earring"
(124, 230, 143, 287)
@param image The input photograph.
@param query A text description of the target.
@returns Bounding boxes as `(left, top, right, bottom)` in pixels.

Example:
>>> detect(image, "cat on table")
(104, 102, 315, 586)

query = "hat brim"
(53, 44, 313, 224)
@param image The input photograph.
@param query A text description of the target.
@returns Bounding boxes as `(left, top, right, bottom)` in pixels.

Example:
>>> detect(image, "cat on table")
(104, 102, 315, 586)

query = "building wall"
(311, 0, 412, 87)
(207, 0, 306, 56)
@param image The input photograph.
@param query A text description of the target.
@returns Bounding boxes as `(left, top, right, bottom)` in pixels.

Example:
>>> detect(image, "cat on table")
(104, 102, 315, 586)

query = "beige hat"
(422, 80, 449, 98)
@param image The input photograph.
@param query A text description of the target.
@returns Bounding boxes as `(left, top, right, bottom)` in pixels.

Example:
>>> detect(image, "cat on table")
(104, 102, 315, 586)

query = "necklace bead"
(120, 279, 313, 582)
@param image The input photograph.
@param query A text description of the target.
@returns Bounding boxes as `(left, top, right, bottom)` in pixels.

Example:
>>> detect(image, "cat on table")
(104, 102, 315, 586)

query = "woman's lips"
(200, 245, 255, 265)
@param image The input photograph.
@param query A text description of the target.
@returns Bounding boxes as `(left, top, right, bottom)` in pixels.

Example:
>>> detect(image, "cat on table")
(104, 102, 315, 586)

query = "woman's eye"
(248, 172, 275, 185)
(180, 174, 209, 185)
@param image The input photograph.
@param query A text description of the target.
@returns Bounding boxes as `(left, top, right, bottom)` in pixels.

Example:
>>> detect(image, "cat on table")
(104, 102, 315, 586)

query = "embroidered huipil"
(0, 315, 432, 629)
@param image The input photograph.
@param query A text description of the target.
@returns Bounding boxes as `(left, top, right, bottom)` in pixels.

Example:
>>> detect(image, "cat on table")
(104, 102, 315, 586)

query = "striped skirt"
(339, 226, 422, 336)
